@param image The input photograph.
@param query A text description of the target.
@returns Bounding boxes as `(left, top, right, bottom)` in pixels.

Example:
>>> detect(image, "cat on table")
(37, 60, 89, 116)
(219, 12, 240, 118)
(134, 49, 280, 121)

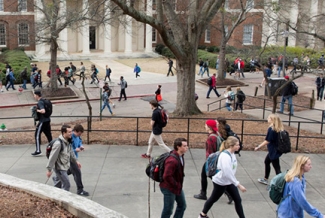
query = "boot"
(224, 191, 233, 204)
(194, 191, 207, 200)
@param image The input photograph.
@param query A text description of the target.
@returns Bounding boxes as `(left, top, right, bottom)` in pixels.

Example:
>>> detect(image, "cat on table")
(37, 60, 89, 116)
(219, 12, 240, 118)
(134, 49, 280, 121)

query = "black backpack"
(40, 99, 53, 118)
(207, 77, 212, 86)
(277, 130, 291, 154)
(291, 82, 298, 96)
(160, 109, 168, 127)
(46, 138, 64, 159)
(227, 130, 243, 156)
(145, 151, 179, 182)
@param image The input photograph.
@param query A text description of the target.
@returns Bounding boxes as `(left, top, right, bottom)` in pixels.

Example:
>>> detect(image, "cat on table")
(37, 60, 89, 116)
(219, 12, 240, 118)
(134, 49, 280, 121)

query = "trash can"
(265, 77, 286, 96)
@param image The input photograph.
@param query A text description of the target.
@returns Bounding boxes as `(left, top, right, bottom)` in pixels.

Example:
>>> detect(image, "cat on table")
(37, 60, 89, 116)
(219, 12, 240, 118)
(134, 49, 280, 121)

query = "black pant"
(235, 103, 243, 111)
(104, 75, 111, 81)
(167, 67, 174, 76)
(264, 154, 281, 179)
(68, 161, 84, 193)
(119, 88, 127, 100)
(135, 72, 140, 78)
(34, 121, 52, 152)
(202, 182, 245, 218)
(200, 163, 209, 193)
(57, 77, 62, 85)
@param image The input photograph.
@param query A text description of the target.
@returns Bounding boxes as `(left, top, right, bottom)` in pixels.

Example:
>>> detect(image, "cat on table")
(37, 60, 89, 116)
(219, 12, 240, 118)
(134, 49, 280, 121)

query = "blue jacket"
(277, 175, 323, 218)
(71, 133, 82, 159)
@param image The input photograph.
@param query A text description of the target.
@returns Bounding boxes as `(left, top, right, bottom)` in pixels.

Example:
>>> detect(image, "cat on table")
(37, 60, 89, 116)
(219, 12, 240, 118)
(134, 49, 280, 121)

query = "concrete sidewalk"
(1, 144, 325, 218)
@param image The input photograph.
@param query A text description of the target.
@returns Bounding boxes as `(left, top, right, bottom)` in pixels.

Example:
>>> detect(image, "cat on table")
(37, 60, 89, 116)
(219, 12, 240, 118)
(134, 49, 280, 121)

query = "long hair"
(268, 114, 284, 132)
(216, 117, 228, 139)
(219, 136, 238, 151)
(285, 155, 310, 182)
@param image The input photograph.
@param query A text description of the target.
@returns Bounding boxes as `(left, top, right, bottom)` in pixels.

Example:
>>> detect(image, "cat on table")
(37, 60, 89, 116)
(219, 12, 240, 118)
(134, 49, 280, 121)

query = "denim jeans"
(101, 101, 113, 114)
(277, 66, 282, 77)
(22, 79, 27, 89)
(279, 95, 294, 114)
(199, 66, 204, 75)
(160, 187, 186, 218)
(225, 102, 232, 111)
(201, 67, 209, 77)
(206, 86, 220, 98)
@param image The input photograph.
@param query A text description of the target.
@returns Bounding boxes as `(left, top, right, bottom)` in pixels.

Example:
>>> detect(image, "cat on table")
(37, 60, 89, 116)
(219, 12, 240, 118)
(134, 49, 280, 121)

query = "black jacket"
(282, 81, 293, 96)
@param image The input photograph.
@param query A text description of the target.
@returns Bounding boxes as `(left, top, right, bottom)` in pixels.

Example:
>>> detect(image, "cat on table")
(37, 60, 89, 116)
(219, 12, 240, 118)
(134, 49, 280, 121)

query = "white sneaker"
(258, 178, 268, 185)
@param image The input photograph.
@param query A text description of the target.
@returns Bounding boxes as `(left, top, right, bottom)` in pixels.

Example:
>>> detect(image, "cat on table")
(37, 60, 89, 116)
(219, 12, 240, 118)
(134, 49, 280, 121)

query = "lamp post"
(282, 30, 289, 77)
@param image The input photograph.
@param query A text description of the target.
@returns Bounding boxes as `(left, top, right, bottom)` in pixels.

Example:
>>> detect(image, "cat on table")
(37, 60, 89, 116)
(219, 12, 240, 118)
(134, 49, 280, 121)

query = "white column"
(145, 0, 153, 52)
(288, 0, 298, 47)
(124, 16, 132, 53)
(35, 0, 46, 56)
(309, 0, 318, 48)
(59, 0, 68, 53)
(82, 0, 90, 54)
(104, 1, 111, 54)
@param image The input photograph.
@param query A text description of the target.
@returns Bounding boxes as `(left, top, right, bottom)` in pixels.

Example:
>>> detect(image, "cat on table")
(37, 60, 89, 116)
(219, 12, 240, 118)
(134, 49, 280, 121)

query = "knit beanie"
(206, 120, 218, 132)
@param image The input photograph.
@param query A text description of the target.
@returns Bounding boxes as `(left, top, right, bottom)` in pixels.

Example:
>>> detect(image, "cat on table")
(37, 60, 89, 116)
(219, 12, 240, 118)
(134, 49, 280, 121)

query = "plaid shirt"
(160, 150, 184, 195)
(206, 133, 219, 159)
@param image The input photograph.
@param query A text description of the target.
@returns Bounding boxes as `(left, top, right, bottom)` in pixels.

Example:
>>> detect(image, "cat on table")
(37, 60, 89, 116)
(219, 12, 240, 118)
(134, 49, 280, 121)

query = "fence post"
(187, 118, 190, 146)
(321, 110, 325, 134)
(241, 120, 244, 143)
(262, 99, 266, 120)
(87, 116, 90, 144)
(288, 111, 291, 126)
(136, 117, 139, 146)
(296, 122, 300, 151)
(100, 88, 102, 121)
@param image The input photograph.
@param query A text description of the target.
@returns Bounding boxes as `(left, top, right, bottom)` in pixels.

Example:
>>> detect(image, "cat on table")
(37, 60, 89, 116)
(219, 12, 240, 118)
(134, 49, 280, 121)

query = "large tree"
(111, 0, 225, 116)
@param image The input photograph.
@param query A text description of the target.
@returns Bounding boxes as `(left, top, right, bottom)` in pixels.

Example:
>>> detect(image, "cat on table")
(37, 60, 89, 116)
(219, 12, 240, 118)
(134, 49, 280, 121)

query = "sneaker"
(111, 113, 114, 116)
(206, 97, 210, 99)
(141, 153, 151, 159)
(113, 104, 115, 108)
(31, 151, 42, 156)
(77, 190, 89, 196)
(194, 192, 207, 200)
(276, 110, 283, 114)
(258, 178, 268, 185)
(198, 214, 209, 218)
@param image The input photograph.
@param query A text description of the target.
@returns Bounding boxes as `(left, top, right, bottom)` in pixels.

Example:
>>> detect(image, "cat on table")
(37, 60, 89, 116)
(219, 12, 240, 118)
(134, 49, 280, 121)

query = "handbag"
(157, 94, 162, 102)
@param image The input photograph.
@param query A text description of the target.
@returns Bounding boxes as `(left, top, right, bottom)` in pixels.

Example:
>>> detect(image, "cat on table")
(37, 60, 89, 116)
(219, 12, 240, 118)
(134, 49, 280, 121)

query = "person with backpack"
(90, 64, 99, 84)
(167, 58, 174, 76)
(315, 73, 325, 101)
(254, 113, 283, 185)
(134, 63, 141, 79)
(317, 54, 324, 71)
(206, 73, 221, 99)
(69, 62, 77, 84)
(20, 67, 28, 90)
(160, 138, 187, 218)
(32, 69, 43, 89)
(223, 86, 234, 111)
(193, 120, 233, 204)
(201, 59, 210, 77)
(32, 90, 53, 156)
(118, 76, 127, 101)
(5, 68, 16, 91)
(46, 124, 80, 192)
(198, 136, 246, 218)
(105, 65, 112, 82)
(101, 88, 114, 115)
(141, 99, 171, 158)
(103, 82, 115, 107)
(198, 58, 204, 75)
(277, 75, 294, 116)
(277, 155, 325, 218)
(234, 87, 245, 111)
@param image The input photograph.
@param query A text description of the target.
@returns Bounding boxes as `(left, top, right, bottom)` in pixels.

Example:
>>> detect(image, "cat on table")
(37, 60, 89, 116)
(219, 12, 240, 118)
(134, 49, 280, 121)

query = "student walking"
(167, 58, 174, 76)
(134, 63, 141, 79)
(277, 75, 294, 115)
(105, 65, 112, 82)
(6, 68, 16, 91)
(235, 87, 246, 111)
(254, 113, 283, 185)
(201, 59, 210, 77)
(206, 73, 221, 98)
(141, 100, 171, 158)
(223, 86, 234, 111)
(118, 76, 127, 101)
(315, 73, 325, 101)
(101, 89, 114, 115)
(20, 67, 28, 90)
(198, 136, 246, 218)
(155, 85, 162, 102)
(46, 124, 80, 191)
(277, 155, 325, 218)
(160, 138, 188, 218)
(31, 90, 53, 156)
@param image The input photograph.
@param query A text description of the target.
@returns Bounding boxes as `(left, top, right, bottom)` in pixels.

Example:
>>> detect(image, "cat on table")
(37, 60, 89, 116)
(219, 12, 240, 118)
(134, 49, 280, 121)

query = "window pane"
(18, 0, 27, 11)
(0, 24, 6, 45)
(0, 0, 3, 11)
(152, 27, 156, 42)
(18, 23, 29, 45)
(205, 28, 211, 42)
(243, 25, 253, 44)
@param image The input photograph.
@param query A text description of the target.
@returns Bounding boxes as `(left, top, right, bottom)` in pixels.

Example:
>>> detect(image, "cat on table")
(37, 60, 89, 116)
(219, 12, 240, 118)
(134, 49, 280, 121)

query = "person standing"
(235, 87, 245, 111)
(277, 155, 325, 218)
(167, 58, 174, 76)
(141, 100, 171, 158)
(254, 113, 283, 185)
(206, 73, 221, 98)
(155, 85, 162, 102)
(315, 73, 325, 101)
(105, 65, 112, 82)
(160, 138, 188, 218)
(118, 76, 127, 101)
(277, 75, 294, 116)
(20, 67, 28, 90)
(46, 124, 80, 191)
(134, 63, 141, 79)
(198, 136, 246, 218)
(317, 54, 324, 71)
(32, 90, 53, 156)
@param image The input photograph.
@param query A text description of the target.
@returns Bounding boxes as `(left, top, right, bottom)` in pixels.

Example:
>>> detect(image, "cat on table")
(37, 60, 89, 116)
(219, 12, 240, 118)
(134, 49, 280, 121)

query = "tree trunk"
(173, 54, 201, 116)
(218, 37, 227, 80)
(81, 75, 92, 130)
(50, 39, 59, 91)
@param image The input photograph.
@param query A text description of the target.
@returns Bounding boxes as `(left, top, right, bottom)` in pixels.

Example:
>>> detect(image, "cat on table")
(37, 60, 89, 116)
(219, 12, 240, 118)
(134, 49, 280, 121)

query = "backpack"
(205, 150, 231, 177)
(160, 109, 168, 127)
(138, 67, 141, 72)
(145, 151, 179, 182)
(291, 82, 298, 96)
(203, 62, 208, 68)
(207, 77, 212, 86)
(46, 138, 64, 159)
(227, 129, 243, 156)
(34, 73, 38, 80)
(95, 68, 99, 74)
(277, 130, 291, 154)
(227, 91, 235, 101)
(71, 65, 76, 72)
(268, 171, 288, 205)
(124, 81, 128, 88)
(209, 133, 224, 152)
(237, 90, 246, 102)
(40, 99, 53, 118)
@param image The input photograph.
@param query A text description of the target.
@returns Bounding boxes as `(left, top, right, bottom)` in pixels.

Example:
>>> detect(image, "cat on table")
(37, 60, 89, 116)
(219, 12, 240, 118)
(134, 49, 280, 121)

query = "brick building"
(0, 0, 35, 52)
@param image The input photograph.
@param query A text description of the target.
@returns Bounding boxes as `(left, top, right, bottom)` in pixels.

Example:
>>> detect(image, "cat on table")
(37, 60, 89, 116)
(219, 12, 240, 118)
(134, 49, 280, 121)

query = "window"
(0, 24, 6, 46)
(18, 23, 29, 45)
(243, 24, 253, 44)
(246, 0, 254, 9)
(18, 0, 27, 12)
(224, 0, 229, 9)
(205, 27, 211, 43)
(152, 27, 156, 42)
(0, 0, 3, 11)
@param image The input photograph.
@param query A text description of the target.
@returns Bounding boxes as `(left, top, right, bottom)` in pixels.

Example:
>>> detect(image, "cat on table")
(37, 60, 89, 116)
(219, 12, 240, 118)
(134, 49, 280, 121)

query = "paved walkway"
(0, 59, 325, 217)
